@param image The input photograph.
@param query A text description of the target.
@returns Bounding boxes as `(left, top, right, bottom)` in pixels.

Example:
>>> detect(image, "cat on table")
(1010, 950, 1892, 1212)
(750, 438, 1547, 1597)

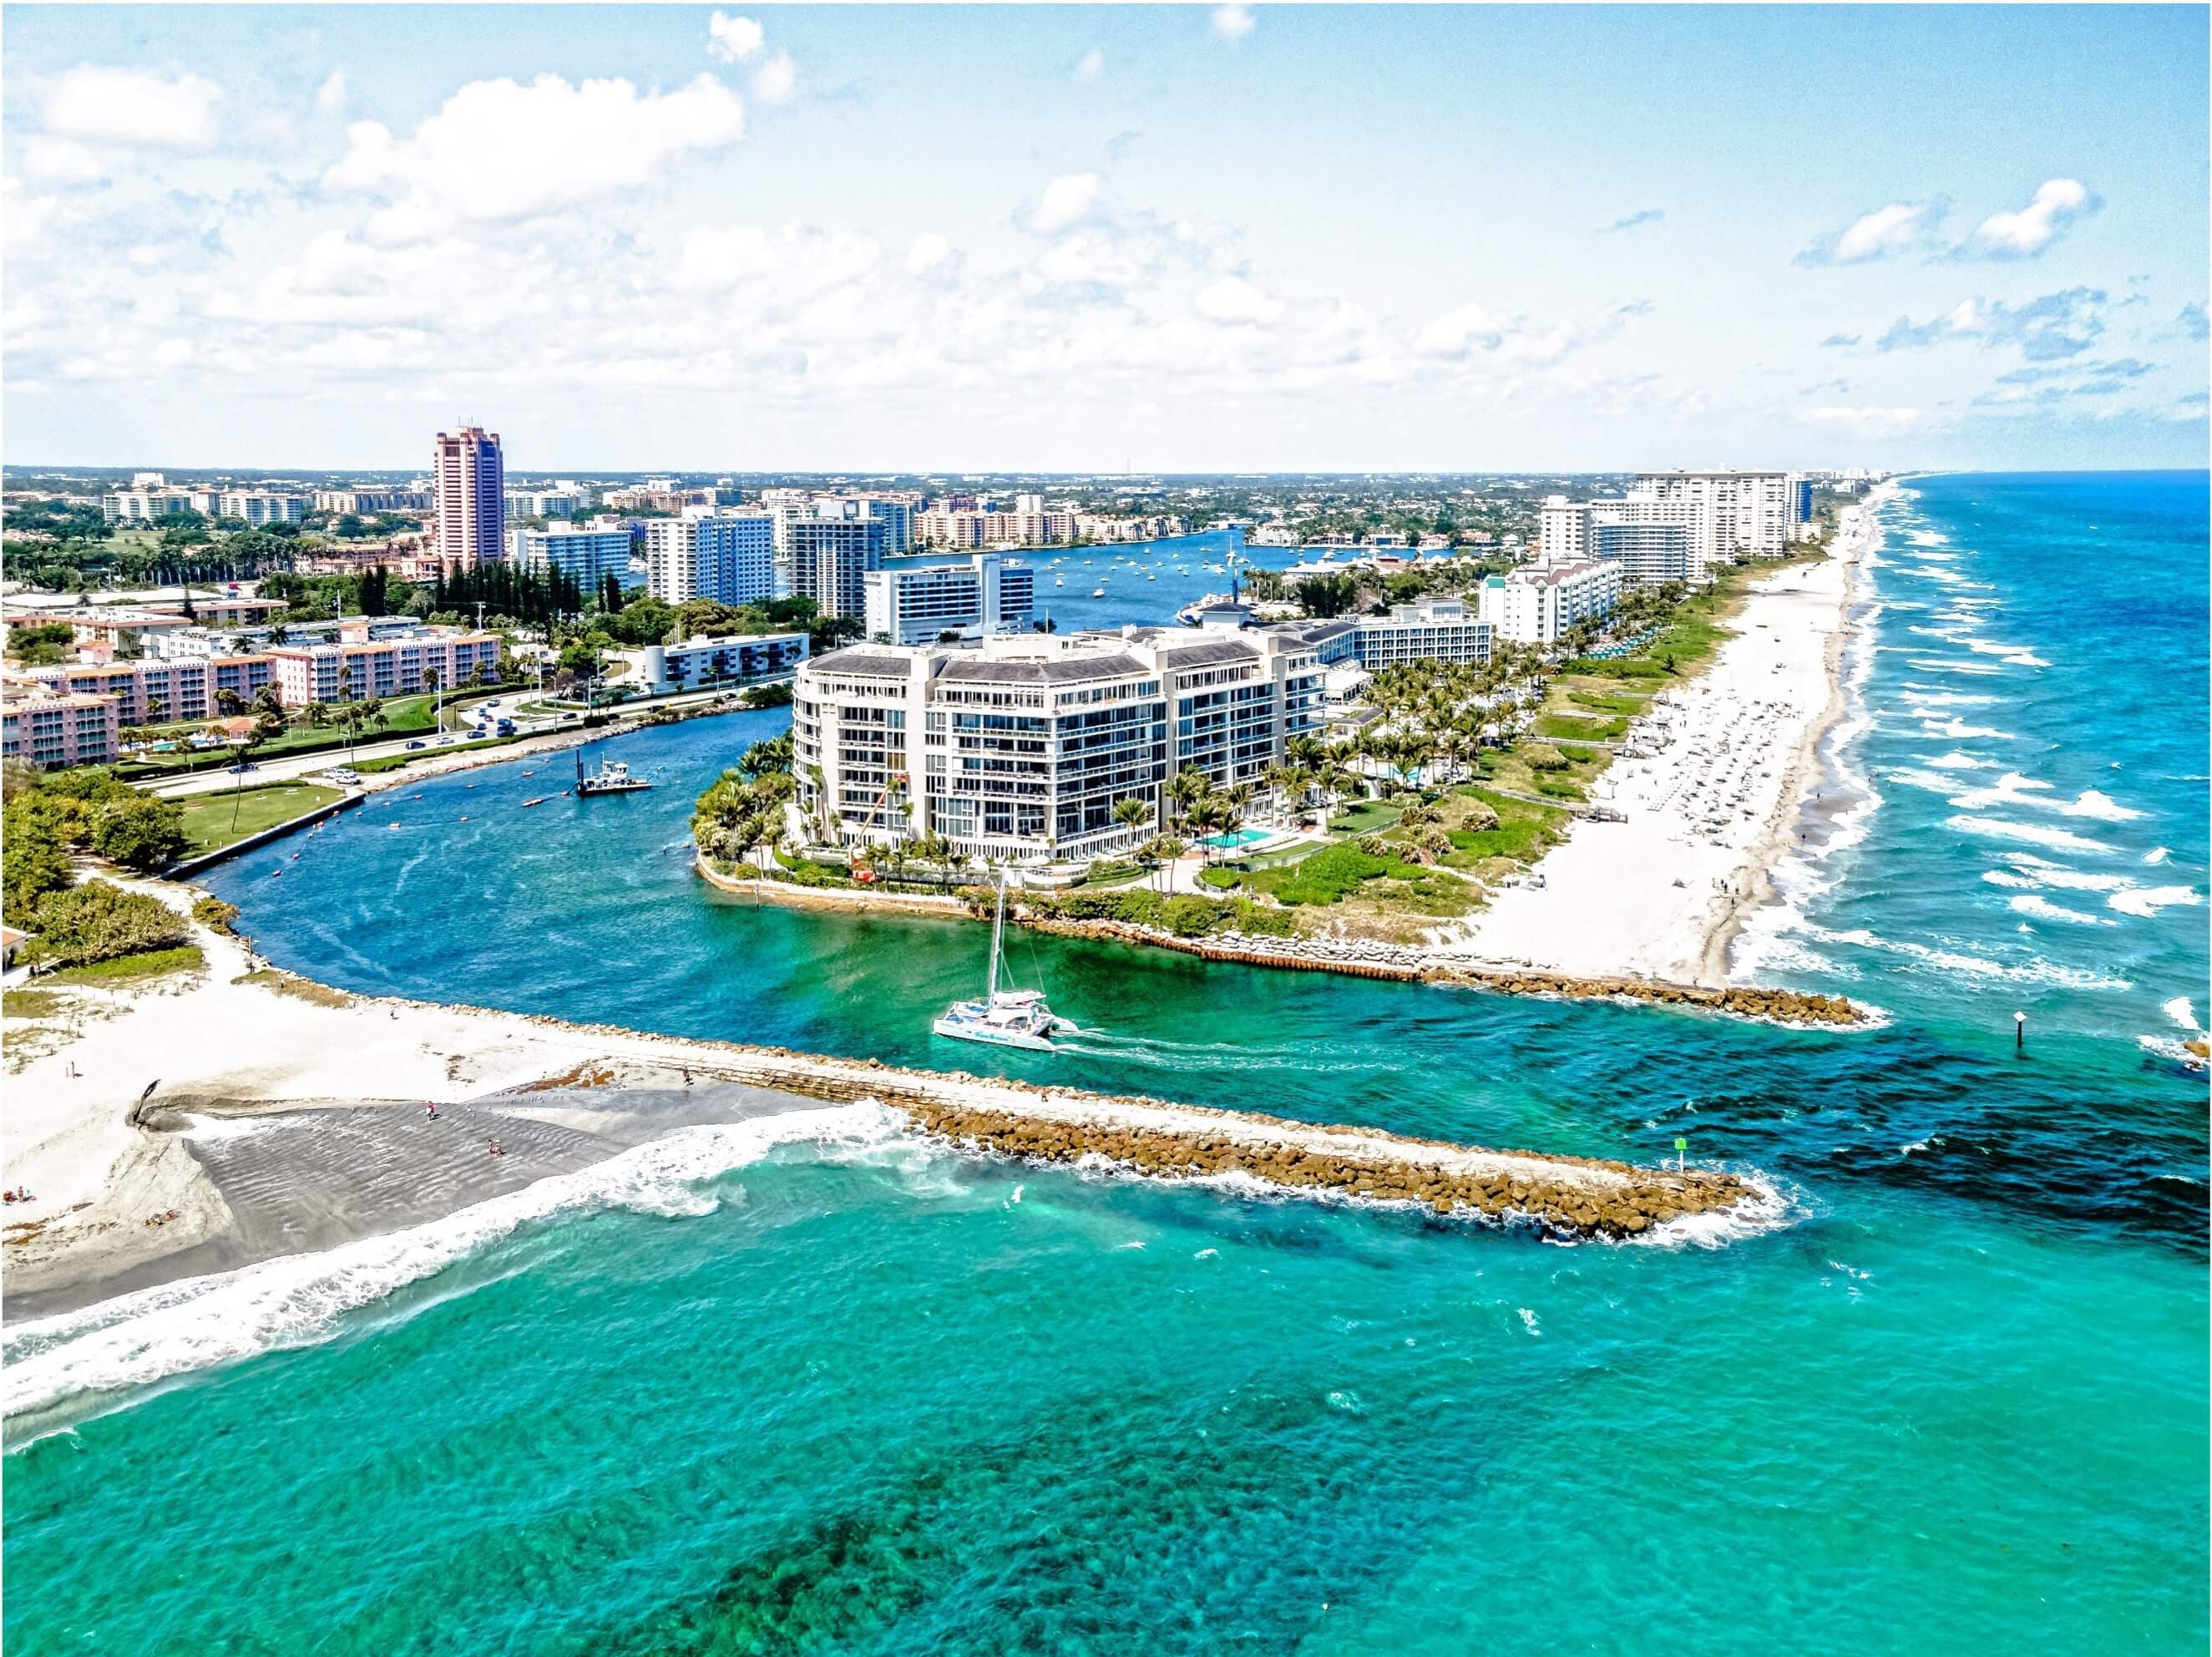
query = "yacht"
(575, 752, 653, 796)
(1090, 586, 1106, 598)
(932, 876, 1069, 1051)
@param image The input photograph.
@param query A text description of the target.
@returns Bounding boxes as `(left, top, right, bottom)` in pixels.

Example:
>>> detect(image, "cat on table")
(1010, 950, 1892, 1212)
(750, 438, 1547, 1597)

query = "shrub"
(89, 793, 188, 871)
(1524, 743, 1571, 772)
(1196, 867, 1240, 890)
(191, 895, 241, 934)
(27, 880, 190, 969)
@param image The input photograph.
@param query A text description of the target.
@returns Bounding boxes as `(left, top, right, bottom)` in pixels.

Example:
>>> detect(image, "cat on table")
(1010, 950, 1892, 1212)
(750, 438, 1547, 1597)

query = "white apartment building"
(1591, 520, 1693, 586)
(863, 554, 1036, 645)
(791, 627, 1324, 864)
(642, 509, 777, 606)
(1074, 513, 1191, 543)
(915, 500, 1076, 549)
(506, 489, 584, 520)
(782, 502, 886, 621)
(512, 521, 637, 590)
(101, 488, 217, 524)
(217, 491, 308, 525)
(1478, 560, 1623, 646)
(1324, 597, 1494, 670)
(433, 426, 505, 565)
(856, 494, 921, 555)
(630, 631, 811, 692)
(1626, 470, 1796, 574)
(315, 489, 432, 514)
(266, 624, 503, 707)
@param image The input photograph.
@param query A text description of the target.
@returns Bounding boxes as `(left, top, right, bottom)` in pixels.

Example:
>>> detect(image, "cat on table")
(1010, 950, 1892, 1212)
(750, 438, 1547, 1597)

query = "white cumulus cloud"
(324, 73, 746, 226)
(1194, 276, 1283, 326)
(1212, 4, 1257, 41)
(1960, 178, 2098, 259)
(1795, 200, 1939, 266)
(42, 66, 223, 149)
(707, 13, 765, 63)
(750, 52, 797, 104)
(1027, 172, 1101, 236)
(314, 71, 349, 119)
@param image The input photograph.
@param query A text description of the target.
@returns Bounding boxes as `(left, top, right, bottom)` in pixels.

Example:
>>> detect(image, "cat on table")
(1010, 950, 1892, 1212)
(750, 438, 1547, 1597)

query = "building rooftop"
(939, 653, 1146, 686)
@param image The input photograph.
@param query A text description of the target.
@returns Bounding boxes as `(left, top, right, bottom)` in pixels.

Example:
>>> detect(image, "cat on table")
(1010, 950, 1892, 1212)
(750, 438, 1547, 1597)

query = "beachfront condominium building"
(1591, 521, 1692, 586)
(863, 554, 1036, 645)
(782, 502, 886, 621)
(1540, 473, 1802, 581)
(915, 498, 1076, 549)
(512, 521, 639, 591)
(2, 682, 121, 769)
(642, 509, 777, 606)
(433, 426, 506, 565)
(1478, 560, 1623, 646)
(1291, 597, 1494, 671)
(791, 628, 1324, 864)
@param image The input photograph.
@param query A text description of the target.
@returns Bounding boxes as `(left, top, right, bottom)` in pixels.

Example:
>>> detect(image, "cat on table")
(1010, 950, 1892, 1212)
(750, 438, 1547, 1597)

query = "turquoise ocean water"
(7, 477, 2205, 1652)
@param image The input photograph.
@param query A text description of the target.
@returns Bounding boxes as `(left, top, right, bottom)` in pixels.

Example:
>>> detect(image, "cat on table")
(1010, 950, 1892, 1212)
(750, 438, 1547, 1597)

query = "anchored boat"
(575, 751, 653, 796)
(932, 874, 1070, 1052)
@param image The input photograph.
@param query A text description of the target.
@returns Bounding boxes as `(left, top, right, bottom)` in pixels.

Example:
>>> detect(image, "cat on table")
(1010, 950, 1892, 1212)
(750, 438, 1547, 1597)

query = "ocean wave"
(1, 1103, 901, 1435)
(2144, 846, 2171, 865)
(1981, 870, 2039, 889)
(1921, 719, 2013, 741)
(2107, 885, 2203, 920)
(1945, 816, 2115, 855)
(1627, 1170, 1797, 1250)
(2057, 789, 2144, 822)
(2000, 856, 2134, 893)
(1901, 692, 1997, 708)
(1810, 925, 2131, 990)
(1923, 750, 1996, 769)
(2007, 894, 2113, 927)
(2163, 996, 2200, 1033)
(1907, 657, 2005, 675)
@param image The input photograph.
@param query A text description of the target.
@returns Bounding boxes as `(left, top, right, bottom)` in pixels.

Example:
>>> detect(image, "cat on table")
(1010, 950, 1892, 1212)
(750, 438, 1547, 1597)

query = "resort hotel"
(863, 553, 1037, 645)
(791, 626, 1326, 864)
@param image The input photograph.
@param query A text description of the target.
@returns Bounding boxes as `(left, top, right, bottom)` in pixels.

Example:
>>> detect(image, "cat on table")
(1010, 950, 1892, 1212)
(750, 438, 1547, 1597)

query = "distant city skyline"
(3, 5, 2205, 471)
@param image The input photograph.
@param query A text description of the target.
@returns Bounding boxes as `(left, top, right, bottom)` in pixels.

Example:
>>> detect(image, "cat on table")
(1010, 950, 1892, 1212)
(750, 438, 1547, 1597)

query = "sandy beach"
(1445, 486, 1893, 986)
(3, 888, 1764, 1311)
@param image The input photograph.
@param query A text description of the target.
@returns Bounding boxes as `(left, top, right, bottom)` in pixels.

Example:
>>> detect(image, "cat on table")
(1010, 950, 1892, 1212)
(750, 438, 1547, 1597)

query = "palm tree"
(1165, 766, 1212, 832)
(1111, 793, 1155, 849)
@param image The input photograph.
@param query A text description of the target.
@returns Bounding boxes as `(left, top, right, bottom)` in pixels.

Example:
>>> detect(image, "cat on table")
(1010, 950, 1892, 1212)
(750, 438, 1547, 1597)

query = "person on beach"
(488, 1139, 503, 1157)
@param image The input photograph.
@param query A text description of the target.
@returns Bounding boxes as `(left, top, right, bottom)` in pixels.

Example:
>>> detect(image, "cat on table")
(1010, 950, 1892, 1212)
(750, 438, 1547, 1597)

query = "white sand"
(1447, 489, 1891, 986)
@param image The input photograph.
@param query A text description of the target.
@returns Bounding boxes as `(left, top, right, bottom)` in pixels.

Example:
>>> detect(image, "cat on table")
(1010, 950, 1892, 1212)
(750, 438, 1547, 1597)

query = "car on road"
(225, 761, 258, 774)
(405, 739, 428, 750)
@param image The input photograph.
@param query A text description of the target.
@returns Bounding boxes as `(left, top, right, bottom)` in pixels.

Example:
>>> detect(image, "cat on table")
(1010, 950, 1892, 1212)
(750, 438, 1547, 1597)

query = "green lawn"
(179, 783, 344, 854)
(1328, 799, 1403, 838)
(46, 945, 205, 986)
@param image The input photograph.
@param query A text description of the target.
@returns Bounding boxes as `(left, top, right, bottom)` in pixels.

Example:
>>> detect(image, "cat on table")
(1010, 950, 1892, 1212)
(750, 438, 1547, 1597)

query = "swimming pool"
(1201, 828, 1271, 849)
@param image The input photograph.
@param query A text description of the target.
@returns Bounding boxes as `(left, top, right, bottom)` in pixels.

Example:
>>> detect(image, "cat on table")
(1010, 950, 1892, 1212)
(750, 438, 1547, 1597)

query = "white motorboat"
(932, 875, 1070, 1052)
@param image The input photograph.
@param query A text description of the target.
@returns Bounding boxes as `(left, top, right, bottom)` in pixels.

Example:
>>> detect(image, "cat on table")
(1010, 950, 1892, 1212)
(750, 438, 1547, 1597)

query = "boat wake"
(1, 1104, 900, 1443)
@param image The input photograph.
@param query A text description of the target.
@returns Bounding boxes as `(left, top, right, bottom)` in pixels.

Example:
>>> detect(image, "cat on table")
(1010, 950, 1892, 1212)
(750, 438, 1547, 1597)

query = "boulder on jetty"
(896, 1098, 1759, 1242)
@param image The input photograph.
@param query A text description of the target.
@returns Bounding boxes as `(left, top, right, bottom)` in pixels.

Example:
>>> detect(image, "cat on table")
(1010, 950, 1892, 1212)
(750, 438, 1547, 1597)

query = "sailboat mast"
(988, 873, 1004, 999)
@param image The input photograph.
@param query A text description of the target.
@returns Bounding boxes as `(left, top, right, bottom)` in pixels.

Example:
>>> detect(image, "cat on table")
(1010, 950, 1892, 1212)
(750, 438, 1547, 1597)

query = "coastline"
(1447, 488, 1893, 986)
(2, 896, 1770, 1314)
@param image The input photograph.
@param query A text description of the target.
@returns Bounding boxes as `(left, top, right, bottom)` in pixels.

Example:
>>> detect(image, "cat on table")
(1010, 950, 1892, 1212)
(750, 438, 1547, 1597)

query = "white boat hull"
(931, 1017, 1055, 1051)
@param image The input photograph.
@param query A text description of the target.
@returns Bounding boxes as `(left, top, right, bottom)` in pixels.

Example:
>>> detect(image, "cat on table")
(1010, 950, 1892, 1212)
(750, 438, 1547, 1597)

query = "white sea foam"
(1981, 870, 2039, 889)
(2144, 846, 2171, 865)
(1628, 1170, 1796, 1250)
(2163, 996, 2200, 1033)
(2108, 885, 2204, 919)
(1, 1103, 901, 1432)
(1921, 718, 2013, 741)
(1811, 925, 2131, 991)
(2058, 789, 2144, 822)
(2007, 894, 2113, 927)
(1908, 657, 2005, 675)
(1946, 816, 2115, 855)
(1923, 750, 1996, 770)
(1901, 692, 1998, 708)
(2002, 652, 2051, 668)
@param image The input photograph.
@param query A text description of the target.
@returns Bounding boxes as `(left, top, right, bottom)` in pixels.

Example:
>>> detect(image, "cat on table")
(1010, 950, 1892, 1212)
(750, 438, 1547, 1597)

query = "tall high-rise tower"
(433, 424, 505, 565)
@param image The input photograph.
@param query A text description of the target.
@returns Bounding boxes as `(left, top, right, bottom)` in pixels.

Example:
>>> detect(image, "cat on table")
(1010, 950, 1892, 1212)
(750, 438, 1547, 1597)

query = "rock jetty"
(898, 1097, 1759, 1240)
(1015, 917, 1865, 1026)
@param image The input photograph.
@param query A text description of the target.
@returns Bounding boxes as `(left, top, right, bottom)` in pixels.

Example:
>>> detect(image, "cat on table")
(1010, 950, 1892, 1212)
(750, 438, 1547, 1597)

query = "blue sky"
(3, 4, 2205, 471)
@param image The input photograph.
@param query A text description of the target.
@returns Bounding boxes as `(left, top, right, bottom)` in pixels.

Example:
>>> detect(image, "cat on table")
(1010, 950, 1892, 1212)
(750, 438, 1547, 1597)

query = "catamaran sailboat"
(932, 875, 1069, 1051)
